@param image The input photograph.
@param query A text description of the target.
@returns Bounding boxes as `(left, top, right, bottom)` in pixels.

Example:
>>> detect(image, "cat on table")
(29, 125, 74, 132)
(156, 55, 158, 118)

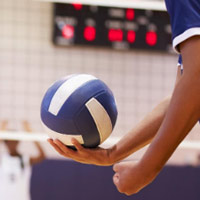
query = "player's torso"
(0, 154, 31, 200)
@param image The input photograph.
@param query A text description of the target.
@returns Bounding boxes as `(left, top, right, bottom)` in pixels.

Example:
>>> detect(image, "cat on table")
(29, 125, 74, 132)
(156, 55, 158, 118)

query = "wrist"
(138, 159, 161, 183)
(107, 145, 118, 165)
(107, 144, 132, 165)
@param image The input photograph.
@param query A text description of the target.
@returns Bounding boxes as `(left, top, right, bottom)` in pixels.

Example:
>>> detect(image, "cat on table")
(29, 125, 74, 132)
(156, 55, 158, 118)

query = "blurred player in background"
(0, 120, 45, 200)
(48, 0, 200, 196)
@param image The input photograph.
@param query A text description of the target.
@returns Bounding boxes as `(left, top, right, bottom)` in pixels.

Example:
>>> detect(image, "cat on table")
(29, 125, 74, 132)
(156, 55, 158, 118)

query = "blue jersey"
(165, 0, 200, 54)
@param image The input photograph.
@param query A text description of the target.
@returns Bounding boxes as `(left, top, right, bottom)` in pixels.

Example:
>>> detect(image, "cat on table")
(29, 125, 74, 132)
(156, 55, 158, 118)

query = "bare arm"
(139, 36, 200, 179)
(113, 36, 200, 195)
(111, 62, 183, 162)
(22, 121, 45, 165)
(0, 120, 8, 131)
(110, 96, 170, 162)
(0, 120, 9, 143)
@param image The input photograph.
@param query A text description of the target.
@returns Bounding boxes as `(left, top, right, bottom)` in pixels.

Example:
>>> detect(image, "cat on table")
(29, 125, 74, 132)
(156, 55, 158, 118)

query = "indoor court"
(1, 0, 200, 199)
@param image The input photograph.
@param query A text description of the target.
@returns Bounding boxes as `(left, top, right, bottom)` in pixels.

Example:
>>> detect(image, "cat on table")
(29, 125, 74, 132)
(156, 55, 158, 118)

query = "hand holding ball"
(41, 74, 118, 148)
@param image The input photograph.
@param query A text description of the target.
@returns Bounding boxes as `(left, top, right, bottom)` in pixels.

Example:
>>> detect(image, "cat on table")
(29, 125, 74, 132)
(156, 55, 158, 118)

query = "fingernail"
(54, 139, 60, 144)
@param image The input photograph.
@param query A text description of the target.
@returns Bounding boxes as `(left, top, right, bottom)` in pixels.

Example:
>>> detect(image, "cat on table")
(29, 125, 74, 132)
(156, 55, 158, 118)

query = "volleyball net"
(1, 0, 200, 165)
(0, 131, 200, 150)
(1, 130, 200, 166)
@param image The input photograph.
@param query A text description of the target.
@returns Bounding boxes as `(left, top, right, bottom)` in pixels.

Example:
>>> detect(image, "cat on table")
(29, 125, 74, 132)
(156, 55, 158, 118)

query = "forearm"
(34, 142, 45, 156)
(139, 73, 200, 181)
(30, 142, 45, 165)
(138, 37, 200, 181)
(110, 96, 171, 163)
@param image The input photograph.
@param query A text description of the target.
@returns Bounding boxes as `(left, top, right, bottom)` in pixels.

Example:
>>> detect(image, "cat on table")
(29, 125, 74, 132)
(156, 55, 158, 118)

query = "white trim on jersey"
(173, 27, 200, 53)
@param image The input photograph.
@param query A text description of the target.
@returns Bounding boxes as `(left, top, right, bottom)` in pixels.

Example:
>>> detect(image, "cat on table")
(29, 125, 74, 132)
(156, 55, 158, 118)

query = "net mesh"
(0, 0, 200, 164)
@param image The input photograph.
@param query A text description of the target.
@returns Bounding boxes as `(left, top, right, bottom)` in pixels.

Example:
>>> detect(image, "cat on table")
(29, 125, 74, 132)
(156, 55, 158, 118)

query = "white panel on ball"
(85, 97, 112, 143)
(48, 74, 97, 115)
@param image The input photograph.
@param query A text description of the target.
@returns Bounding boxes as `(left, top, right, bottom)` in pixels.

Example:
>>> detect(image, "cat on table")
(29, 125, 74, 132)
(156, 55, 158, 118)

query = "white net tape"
(35, 0, 166, 11)
(0, 131, 200, 165)
(0, 131, 200, 149)
(0, 131, 48, 142)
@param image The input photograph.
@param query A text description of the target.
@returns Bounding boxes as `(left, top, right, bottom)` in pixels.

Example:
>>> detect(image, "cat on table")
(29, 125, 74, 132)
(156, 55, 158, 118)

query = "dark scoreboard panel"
(53, 3, 172, 51)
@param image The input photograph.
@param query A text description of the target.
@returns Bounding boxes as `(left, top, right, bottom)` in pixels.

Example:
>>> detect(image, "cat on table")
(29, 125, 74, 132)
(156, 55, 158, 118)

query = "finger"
(54, 139, 76, 155)
(47, 139, 67, 156)
(47, 138, 55, 145)
(113, 174, 125, 194)
(113, 173, 120, 186)
(71, 138, 84, 151)
(47, 138, 53, 143)
(113, 163, 120, 172)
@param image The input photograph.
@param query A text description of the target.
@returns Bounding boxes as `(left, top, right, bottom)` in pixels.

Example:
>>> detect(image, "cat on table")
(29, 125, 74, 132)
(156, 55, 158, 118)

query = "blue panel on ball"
(95, 91, 118, 128)
(58, 79, 109, 118)
(41, 107, 80, 134)
(75, 106, 100, 148)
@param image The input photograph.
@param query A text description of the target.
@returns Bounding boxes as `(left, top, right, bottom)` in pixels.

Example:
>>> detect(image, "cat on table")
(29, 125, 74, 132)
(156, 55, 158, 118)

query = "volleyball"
(40, 74, 118, 148)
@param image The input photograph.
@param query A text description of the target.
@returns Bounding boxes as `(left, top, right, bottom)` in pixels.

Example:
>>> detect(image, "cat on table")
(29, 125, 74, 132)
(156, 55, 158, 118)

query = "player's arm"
(108, 96, 170, 162)
(48, 96, 169, 165)
(110, 63, 182, 163)
(0, 120, 8, 131)
(22, 121, 46, 165)
(113, 36, 200, 195)
(48, 67, 181, 166)
(0, 120, 9, 143)
(30, 142, 46, 165)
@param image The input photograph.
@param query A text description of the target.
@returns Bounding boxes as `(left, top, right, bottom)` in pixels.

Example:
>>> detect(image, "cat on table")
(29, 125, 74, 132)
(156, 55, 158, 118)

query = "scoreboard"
(53, 3, 172, 51)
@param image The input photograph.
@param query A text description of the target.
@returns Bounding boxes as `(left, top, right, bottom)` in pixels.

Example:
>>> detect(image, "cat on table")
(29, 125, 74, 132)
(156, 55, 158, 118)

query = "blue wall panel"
(31, 159, 200, 200)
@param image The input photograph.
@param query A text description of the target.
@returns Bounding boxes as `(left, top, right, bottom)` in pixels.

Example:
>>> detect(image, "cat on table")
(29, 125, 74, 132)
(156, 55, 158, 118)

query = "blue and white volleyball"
(40, 74, 118, 148)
